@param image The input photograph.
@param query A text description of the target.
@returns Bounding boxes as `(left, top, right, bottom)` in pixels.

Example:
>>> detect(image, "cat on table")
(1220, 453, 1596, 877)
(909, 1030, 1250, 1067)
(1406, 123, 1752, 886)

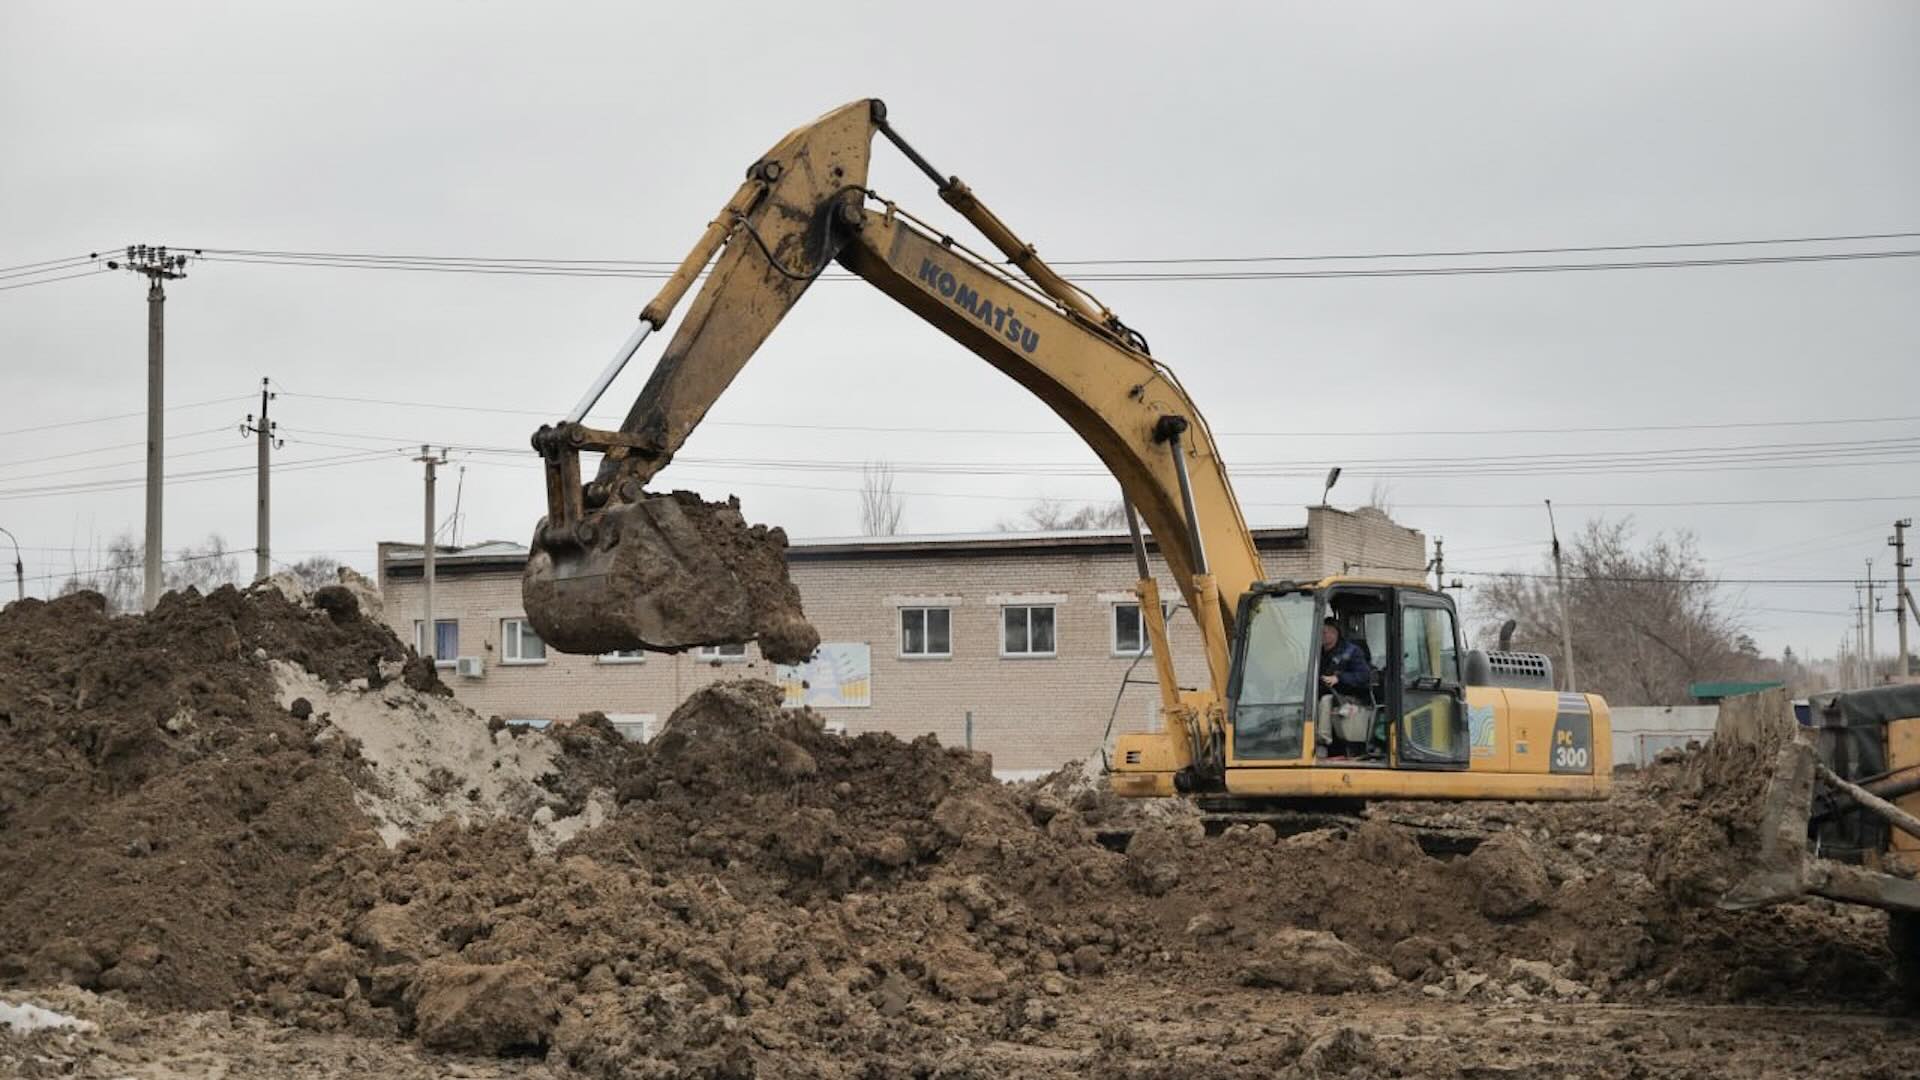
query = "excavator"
(520, 98, 1612, 809)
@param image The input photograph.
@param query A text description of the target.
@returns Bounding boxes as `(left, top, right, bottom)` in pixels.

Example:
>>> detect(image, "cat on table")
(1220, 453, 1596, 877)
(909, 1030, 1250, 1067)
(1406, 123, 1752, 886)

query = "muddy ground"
(3, 583, 1917, 1078)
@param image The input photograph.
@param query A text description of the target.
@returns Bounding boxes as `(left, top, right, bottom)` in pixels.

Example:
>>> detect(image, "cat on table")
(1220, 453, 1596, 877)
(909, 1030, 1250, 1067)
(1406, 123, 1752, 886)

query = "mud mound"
(1646, 691, 1798, 908)
(0, 586, 399, 1008)
(255, 681, 1131, 1074)
(0, 581, 605, 1012)
(250, 679, 1902, 1075)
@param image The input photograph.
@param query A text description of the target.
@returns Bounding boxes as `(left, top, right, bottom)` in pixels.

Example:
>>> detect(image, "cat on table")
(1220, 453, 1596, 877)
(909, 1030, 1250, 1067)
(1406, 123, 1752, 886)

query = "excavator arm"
(525, 99, 1264, 732)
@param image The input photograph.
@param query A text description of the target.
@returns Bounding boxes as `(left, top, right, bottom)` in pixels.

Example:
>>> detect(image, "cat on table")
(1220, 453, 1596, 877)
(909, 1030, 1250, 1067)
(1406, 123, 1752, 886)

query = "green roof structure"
(1688, 680, 1785, 704)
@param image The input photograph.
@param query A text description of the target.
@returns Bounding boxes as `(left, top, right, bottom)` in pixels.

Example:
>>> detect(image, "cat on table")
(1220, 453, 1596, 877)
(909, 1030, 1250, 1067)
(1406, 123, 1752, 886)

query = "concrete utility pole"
(415, 445, 449, 660)
(241, 378, 280, 582)
(0, 526, 21, 603)
(1546, 500, 1578, 692)
(1866, 559, 1878, 685)
(1855, 587, 1869, 689)
(1430, 537, 1445, 591)
(1893, 519, 1913, 680)
(106, 245, 190, 611)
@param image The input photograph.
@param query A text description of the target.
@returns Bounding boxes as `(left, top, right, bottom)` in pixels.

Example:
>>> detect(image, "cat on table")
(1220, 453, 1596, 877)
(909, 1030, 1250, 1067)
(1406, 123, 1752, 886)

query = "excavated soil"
(0, 585, 397, 1009)
(3, 594, 1915, 1077)
(522, 491, 819, 664)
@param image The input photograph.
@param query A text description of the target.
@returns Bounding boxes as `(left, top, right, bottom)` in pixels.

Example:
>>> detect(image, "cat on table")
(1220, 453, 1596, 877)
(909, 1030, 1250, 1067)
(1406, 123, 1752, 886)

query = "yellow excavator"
(521, 98, 1611, 809)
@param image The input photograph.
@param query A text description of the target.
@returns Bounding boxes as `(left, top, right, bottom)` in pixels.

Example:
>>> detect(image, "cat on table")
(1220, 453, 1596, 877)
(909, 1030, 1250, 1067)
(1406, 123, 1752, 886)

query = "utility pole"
(0, 526, 21, 603)
(415, 446, 449, 660)
(1546, 500, 1578, 692)
(241, 378, 280, 582)
(1855, 586, 1869, 689)
(1894, 519, 1913, 680)
(1429, 537, 1445, 590)
(1866, 559, 1878, 685)
(106, 245, 190, 611)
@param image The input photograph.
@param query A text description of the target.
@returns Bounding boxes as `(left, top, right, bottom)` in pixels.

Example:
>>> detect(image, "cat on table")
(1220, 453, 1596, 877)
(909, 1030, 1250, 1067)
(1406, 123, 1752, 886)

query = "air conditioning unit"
(454, 656, 485, 679)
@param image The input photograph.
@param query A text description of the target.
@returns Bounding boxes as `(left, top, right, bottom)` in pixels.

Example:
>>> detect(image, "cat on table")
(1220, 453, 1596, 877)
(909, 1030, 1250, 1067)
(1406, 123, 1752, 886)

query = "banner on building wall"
(776, 643, 872, 709)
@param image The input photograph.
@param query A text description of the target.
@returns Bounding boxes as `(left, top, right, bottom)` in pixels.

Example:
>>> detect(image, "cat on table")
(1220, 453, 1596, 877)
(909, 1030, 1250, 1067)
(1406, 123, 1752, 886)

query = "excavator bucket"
(521, 490, 820, 665)
(1657, 687, 1920, 915)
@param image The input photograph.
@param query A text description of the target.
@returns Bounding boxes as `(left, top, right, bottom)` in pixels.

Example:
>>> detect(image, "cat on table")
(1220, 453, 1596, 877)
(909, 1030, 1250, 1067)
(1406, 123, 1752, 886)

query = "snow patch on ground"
(0, 999, 93, 1034)
(272, 660, 603, 850)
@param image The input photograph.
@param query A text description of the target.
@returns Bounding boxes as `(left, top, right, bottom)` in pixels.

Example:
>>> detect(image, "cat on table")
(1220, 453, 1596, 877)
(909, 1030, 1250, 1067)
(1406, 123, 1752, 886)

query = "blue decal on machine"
(1468, 704, 1497, 758)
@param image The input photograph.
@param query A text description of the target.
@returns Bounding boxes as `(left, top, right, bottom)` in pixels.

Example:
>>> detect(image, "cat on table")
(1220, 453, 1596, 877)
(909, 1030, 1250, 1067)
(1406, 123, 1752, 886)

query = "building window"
(501, 618, 547, 664)
(605, 713, 657, 742)
(697, 643, 749, 661)
(1002, 605, 1056, 658)
(413, 619, 459, 664)
(1112, 601, 1174, 657)
(900, 607, 952, 658)
(598, 649, 646, 664)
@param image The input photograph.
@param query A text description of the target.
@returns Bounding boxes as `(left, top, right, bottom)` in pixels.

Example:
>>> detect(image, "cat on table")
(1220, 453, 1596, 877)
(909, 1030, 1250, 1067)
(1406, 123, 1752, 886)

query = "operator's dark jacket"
(1320, 638, 1373, 695)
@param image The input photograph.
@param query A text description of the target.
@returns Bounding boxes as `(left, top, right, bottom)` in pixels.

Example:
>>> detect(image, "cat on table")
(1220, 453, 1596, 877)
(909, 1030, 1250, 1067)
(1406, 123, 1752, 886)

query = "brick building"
(376, 506, 1425, 776)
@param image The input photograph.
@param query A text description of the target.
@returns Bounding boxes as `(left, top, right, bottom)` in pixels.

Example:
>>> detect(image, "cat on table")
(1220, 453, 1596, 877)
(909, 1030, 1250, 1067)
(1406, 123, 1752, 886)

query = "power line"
(0, 395, 252, 439)
(269, 390, 1920, 441)
(0, 425, 231, 472)
(187, 230, 1920, 269)
(0, 255, 102, 282)
(0, 266, 114, 293)
(0, 251, 109, 276)
(188, 246, 1920, 284)
(1390, 494, 1920, 510)
(0, 450, 394, 502)
(1044, 230, 1920, 265)
(22, 545, 259, 586)
(1460, 569, 1861, 585)
(275, 426, 1920, 479)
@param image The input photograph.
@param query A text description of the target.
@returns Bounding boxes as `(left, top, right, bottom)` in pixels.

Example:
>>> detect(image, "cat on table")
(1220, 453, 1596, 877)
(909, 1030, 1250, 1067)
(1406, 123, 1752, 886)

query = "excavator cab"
(1113, 575, 1605, 803)
(1226, 580, 1470, 771)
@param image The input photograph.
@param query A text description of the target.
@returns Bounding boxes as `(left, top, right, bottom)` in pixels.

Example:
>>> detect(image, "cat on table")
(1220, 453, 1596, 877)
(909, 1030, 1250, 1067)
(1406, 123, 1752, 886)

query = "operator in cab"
(1318, 617, 1372, 698)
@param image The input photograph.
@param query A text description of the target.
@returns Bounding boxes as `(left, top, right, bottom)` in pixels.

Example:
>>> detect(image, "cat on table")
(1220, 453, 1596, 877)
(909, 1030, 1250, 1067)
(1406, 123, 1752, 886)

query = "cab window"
(1398, 602, 1466, 764)
(1400, 605, 1460, 683)
(1231, 592, 1315, 760)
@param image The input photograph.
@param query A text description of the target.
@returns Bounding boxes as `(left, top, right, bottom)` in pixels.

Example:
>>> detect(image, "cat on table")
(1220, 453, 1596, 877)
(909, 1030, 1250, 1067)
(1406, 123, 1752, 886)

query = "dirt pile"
(523, 490, 819, 664)
(253, 680, 1127, 1075)
(1646, 689, 1802, 908)
(240, 677, 1899, 1078)
(0, 584, 400, 1008)
(0, 579, 605, 1012)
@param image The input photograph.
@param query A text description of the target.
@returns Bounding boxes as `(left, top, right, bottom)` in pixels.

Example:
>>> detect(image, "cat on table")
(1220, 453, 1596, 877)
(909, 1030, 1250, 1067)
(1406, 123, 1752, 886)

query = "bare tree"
(1365, 481, 1395, 517)
(1473, 518, 1775, 705)
(168, 534, 242, 594)
(858, 461, 906, 536)
(58, 531, 242, 612)
(998, 497, 1127, 531)
(287, 555, 343, 590)
(57, 533, 143, 613)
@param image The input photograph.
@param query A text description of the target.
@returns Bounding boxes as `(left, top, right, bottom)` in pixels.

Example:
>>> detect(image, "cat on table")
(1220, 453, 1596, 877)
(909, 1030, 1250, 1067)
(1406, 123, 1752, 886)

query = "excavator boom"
(524, 99, 1259, 706)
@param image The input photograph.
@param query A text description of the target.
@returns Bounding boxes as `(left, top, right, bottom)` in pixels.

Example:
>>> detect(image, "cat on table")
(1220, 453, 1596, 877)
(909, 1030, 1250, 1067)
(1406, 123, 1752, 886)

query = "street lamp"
(0, 526, 21, 603)
(1320, 467, 1342, 507)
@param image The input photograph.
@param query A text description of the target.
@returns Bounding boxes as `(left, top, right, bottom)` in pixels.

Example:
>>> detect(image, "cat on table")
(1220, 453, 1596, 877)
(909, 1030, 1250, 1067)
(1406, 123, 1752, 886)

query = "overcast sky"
(2, 2, 1916, 659)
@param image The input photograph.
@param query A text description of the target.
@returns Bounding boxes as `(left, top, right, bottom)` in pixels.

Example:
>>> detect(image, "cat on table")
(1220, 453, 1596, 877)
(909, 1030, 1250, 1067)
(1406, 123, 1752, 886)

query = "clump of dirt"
(1024, 756, 1202, 835)
(1646, 689, 1801, 908)
(522, 490, 819, 663)
(0, 585, 399, 1009)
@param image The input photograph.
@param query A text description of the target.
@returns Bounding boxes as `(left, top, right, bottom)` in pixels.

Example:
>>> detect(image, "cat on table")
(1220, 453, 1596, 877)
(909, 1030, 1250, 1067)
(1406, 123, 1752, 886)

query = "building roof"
(380, 525, 1310, 574)
(1688, 680, 1786, 702)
